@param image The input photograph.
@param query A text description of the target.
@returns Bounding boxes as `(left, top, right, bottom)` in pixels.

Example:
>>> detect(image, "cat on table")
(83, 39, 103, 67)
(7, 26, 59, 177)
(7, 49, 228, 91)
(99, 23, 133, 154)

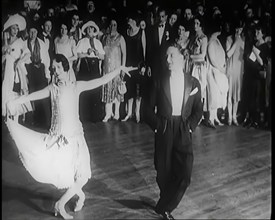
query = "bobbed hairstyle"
(53, 54, 70, 72)
(194, 15, 205, 31)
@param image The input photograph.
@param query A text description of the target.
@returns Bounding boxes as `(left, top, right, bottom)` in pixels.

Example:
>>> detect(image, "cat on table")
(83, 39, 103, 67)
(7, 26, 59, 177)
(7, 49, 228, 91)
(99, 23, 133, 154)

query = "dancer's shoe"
(136, 114, 140, 123)
(232, 118, 239, 126)
(121, 115, 131, 122)
(74, 199, 84, 212)
(54, 202, 73, 219)
(113, 114, 120, 120)
(102, 115, 111, 122)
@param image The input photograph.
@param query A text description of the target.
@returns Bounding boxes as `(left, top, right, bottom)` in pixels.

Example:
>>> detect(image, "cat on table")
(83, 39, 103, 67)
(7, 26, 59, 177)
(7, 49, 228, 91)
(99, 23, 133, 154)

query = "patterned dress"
(101, 33, 124, 103)
(6, 82, 91, 189)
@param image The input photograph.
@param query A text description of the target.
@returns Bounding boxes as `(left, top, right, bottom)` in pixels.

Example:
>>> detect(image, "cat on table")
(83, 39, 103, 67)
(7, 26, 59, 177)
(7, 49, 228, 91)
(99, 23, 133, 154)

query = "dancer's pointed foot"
(74, 199, 84, 212)
(54, 202, 73, 219)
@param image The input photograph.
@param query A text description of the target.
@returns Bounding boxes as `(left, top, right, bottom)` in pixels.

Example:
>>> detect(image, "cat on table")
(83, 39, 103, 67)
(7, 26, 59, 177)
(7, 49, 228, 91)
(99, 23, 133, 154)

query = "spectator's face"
(184, 8, 192, 20)
(178, 25, 189, 38)
(127, 18, 137, 28)
(48, 8, 54, 17)
(194, 19, 202, 32)
(33, 13, 40, 21)
(166, 46, 183, 73)
(44, 21, 52, 34)
(140, 20, 146, 30)
(246, 8, 253, 18)
(10, 24, 19, 37)
(235, 27, 243, 36)
(255, 29, 263, 40)
(196, 6, 204, 15)
(60, 24, 68, 36)
(86, 26, 95, 37)
(169, 14, 178, 26)
(110, 20, 117, 32)
(72, 15, 80, 27)
(29, 28, 38, 40)
(87, 1, 95, 12)
(159, 11, 167, 24)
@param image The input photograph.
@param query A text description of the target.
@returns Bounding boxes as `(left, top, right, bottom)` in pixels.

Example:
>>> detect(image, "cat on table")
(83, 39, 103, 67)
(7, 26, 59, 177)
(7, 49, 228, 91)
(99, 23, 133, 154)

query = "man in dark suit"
(144, 43, 203, 220)
(149, 7, 171, 82)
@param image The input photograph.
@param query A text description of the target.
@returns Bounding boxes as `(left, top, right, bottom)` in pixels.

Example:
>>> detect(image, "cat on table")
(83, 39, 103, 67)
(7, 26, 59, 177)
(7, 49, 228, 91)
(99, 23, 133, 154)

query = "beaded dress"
(6, 81, 91, 189)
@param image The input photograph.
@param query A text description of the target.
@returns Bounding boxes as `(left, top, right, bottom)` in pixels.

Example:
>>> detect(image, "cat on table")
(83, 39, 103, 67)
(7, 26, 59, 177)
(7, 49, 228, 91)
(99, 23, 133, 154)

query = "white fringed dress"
(6, 81, 91, 189)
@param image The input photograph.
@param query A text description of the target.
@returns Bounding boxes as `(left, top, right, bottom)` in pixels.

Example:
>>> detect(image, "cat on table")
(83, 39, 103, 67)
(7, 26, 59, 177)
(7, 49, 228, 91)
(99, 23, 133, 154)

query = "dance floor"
(2, 119, 271, 219)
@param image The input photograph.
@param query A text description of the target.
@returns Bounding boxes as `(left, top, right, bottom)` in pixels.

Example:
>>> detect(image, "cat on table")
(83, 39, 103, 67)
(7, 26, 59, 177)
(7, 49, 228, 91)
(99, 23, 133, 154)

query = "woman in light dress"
(175, 21, 192, 75)
(188, 16, 208, 122)
(2, 14, 32, 122)
(54, 21, 77, 81)
(101, 18, 126, 122)
(206, 24, 229, 127)
(226, 22, 245, 125)
(6, 53, 136, 219)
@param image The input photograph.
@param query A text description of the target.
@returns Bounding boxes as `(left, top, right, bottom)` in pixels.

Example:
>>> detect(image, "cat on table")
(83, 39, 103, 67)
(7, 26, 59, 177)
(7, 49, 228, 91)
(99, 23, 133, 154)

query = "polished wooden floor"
(2, 119, 271, 219)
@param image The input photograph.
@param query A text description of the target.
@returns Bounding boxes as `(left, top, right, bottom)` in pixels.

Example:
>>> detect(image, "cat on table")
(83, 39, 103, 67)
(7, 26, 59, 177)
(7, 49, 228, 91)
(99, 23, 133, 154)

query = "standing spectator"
(150, 7, 171, 82)
(76, 20, 105, 122)
(122, 12, 143, 122)
(183, 7, 194, 37)
(2, 14, 32, 122)
(68, 11, 82, 44)
(206, 23, 228, 128)
(38, 18, 55, 64)
(175, 21, 192, 75)
(226, 21, 245, 126)
(25, 23, 51, 128)
(188, 16, 208, 126)
(242, 24, 269, 128)
(101, 18, 126, 122)
(168, 11, 178, 42)
(82, 0, 100, 25)
(54, 21, 77, 81)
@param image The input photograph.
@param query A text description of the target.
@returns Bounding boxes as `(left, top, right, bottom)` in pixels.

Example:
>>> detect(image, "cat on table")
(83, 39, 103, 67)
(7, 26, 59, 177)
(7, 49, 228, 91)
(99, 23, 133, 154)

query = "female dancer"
(6, 54, 136, 219)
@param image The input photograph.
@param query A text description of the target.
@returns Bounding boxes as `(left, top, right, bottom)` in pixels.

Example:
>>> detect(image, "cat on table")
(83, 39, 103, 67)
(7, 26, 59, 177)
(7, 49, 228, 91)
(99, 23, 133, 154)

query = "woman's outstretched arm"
(7, 86, 51, 115)
(76, 66, 137, 94)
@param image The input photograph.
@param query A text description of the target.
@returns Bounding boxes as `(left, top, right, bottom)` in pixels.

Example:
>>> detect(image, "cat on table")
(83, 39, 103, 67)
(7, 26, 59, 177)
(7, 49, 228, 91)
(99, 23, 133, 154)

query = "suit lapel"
(182, 74, 192, 114)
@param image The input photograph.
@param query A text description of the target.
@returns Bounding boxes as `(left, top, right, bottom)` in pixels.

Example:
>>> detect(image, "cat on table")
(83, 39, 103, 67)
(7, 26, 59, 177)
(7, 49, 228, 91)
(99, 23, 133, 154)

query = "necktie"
(159, 24, 164, 28)
(141, 30, 146, 59)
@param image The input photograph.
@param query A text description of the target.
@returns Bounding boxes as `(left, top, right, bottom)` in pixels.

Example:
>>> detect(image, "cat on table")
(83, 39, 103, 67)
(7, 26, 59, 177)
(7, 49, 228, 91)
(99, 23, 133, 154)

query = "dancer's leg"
(55, 186, 77, 219)
(74, 178, 88, 212)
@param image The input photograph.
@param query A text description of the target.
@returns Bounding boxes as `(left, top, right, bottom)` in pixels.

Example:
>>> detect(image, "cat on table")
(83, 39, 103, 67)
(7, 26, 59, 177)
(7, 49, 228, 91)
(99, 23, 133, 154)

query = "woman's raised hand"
(121, 66, 138, 77)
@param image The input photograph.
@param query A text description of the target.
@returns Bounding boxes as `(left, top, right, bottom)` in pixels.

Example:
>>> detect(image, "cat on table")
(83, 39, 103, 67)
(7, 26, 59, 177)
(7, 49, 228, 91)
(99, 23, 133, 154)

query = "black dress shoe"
(163, 211, 175, 220)
(156, 211, 175, 220)
(204, 120, 216, 129)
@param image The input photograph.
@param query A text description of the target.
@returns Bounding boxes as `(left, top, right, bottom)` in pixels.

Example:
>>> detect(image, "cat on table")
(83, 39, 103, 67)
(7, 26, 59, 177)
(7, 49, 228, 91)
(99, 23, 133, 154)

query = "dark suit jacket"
(148, 23, 172, 75)
(145, 72, 203, 136)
